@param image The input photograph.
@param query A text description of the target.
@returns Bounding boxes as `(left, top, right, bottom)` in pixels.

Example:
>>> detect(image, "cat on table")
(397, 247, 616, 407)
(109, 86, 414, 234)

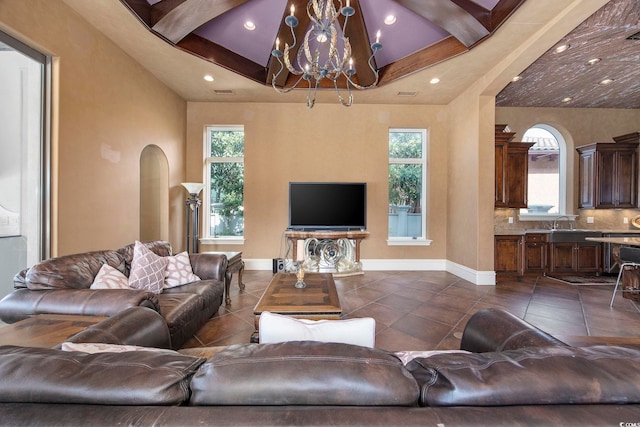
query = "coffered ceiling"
(62, 0, 634, 108)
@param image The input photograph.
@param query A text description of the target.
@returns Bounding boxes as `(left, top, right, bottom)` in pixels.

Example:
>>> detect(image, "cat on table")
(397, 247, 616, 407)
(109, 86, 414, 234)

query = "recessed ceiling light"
(511, 75, 522, 82)
(384, 15, 397, 25)
(204, 74, 214, 82)
(561, 97, 573, 103)
(429, 78, 440, 85)
(554, 43, 570, 53)
(586, 57, 601, 65)
(244, 21, 256, 31)
(598, 78, 614, 85)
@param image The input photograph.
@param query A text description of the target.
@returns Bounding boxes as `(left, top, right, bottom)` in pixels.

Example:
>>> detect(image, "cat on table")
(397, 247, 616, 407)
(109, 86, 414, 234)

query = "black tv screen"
(288, 182, 367, 231)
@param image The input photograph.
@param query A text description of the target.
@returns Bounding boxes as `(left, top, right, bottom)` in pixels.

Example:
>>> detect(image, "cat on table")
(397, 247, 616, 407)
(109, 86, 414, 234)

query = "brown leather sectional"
(0, 308, 638, 426)
(0, 241, 227, 349)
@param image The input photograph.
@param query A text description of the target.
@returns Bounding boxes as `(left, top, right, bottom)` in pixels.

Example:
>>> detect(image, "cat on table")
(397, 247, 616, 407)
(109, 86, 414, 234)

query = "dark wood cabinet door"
(614, 150, 637, 208)
(549, 243, 576, 273)
(576, 243, 601, 273)
(495, 235, 523, 275)
(596, 150, 616, 208)
(524, 242, 547, 274)
(578, 150, 595, 208)
(506, 150, 528, 208)
(495, 142, 507, 207)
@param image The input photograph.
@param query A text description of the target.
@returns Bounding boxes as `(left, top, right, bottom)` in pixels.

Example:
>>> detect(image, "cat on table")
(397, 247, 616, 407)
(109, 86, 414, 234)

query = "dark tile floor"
(181, 270, 640, 351)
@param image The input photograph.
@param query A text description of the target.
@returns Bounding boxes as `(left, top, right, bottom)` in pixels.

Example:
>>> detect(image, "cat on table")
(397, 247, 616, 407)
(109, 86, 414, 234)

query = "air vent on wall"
(627, 31, 640, 40)
(214, 89, 234, 95)
(396, 91, 418, 97)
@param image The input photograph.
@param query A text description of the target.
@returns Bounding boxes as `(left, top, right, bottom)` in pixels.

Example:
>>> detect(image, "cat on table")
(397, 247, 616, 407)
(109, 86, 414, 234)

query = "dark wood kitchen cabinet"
(523, 233, 547, 275)
(495, 235, 523, 276)
(549, 242, 601, 274)
(577, 132, 639, 209)
(495, 125, 535, 208)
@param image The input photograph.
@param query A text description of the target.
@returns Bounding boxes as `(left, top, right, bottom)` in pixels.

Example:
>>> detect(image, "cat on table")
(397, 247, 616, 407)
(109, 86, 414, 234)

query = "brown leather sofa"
(0, 241, 227, 349)
(0, 308, 638, 426)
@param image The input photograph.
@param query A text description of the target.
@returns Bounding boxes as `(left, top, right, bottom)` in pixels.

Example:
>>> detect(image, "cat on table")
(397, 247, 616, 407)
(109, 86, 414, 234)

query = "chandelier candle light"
(271, 0, 382, 108)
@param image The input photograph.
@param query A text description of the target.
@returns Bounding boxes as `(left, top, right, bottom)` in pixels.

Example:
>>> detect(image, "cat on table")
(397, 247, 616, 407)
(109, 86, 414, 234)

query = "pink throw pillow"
(164, 251, 200, 288)
(128, 240, 168, 294)
(90, 264, 130, 289)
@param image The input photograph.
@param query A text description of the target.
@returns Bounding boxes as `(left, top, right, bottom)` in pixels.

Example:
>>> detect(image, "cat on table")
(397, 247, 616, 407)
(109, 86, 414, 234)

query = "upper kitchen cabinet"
(577, 132, 639, 209)
(495, 125, 535, 208)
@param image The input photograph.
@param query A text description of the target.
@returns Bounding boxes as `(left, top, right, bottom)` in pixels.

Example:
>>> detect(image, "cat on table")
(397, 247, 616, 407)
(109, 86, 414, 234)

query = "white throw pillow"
(90, 264, 130, 289)
(61, 342, 178, 354)
(393, 349, 471, 365)
(164, 251, 200, 288)
(128, 240, 168, 294)
(259, 311, 376, 348)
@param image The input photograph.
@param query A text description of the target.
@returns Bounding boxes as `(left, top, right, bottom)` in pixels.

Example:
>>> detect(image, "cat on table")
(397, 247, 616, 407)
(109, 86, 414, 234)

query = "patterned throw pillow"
(90, 264, 130, 289)
(128, 240, 168, 294)
(61, 342, 178, 354)
(164, 251, 200, 288)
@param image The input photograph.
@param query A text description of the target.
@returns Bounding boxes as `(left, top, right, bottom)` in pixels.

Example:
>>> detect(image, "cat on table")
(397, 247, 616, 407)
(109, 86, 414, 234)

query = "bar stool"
(610, 246, 640, 307)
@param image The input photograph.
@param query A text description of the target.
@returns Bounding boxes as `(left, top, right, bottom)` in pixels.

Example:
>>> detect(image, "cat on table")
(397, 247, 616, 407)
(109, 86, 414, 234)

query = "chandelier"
(271, 0, 382, 108)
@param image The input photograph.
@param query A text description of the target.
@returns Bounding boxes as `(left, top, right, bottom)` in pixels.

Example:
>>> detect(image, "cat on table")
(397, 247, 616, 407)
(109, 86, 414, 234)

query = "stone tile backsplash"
(494, 208, 640, 233)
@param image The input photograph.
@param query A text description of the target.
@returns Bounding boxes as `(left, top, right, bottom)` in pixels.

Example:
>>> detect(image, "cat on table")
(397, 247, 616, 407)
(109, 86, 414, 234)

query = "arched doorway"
(140, 145, 169, 242)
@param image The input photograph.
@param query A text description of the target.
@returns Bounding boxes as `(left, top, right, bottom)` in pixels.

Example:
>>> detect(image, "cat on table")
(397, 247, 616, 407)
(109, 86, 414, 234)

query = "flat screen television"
(288, 182, 367, 231)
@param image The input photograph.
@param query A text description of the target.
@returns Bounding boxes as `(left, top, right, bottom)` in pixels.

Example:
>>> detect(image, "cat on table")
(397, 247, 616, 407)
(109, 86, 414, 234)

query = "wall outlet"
(508, 216, 514, 224)
(587, 216, 594, 224)
(624, 217, 629, 224)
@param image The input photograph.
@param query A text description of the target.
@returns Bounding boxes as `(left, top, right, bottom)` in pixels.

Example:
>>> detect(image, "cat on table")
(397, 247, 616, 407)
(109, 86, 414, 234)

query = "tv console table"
(284, 230, 369, 276)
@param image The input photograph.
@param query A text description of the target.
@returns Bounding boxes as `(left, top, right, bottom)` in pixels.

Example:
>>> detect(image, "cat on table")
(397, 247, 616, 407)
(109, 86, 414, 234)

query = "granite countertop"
(495, 229, 640, 236)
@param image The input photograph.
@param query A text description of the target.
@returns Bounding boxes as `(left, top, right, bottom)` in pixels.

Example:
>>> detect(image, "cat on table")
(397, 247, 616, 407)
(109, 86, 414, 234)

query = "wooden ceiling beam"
(178, 34, 267, 84)
(378, 36, 467, 85)
(152, 0, 250, 44)
(393, 0, 489, 47)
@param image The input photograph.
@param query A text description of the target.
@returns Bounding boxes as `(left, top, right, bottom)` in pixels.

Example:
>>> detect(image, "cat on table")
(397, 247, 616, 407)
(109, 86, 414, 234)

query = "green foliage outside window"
(210, 130, 244, 236)
(389, 131, 422, 213)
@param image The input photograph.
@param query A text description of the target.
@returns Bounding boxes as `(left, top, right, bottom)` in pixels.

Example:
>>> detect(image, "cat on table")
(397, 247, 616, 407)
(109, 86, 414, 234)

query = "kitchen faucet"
(552, 216, 574, 230)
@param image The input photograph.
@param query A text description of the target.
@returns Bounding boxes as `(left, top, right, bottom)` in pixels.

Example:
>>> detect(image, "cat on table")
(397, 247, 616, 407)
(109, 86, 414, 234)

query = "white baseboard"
(246, 258, 495, 286)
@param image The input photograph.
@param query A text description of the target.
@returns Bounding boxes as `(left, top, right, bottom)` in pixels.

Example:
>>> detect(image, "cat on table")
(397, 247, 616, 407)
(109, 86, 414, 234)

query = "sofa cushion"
(90, 264, 130, 289)
(129, 241, 168, 294)
(406, 345, 640, 407)
(164, 251, 200, 288)
(0, 345, 205, 405)
(190, 341, 419, 406)
(25, 250, 126, 290)
(118, 240, 172, 275)
(259, 311, 376, 348)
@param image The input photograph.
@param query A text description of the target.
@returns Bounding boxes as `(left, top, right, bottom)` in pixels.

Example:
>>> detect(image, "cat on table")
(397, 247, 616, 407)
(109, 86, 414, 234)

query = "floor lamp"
(181, 182, 204, 254)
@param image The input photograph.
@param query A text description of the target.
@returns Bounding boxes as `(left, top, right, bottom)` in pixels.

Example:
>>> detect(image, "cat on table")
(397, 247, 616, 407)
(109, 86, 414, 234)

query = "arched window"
(521, 125, 567, 216)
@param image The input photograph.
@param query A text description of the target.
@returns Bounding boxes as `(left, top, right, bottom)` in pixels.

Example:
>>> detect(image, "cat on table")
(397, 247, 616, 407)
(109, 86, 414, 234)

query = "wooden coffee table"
(252, 273, 342, 342)
(0, 314, 107, 348)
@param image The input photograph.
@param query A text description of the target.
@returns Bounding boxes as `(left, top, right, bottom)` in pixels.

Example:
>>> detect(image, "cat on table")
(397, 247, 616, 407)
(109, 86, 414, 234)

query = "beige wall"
(187, 103, 449, 261)
(0, 0, 187, 255)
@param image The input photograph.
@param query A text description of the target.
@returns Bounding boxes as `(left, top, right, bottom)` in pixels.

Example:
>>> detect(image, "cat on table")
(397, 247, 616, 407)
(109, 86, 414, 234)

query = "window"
(388, 128, 429, 244)
(520, 125, 567, 217)
(204, 126, 244, 242)
(0, 31, 51, 299)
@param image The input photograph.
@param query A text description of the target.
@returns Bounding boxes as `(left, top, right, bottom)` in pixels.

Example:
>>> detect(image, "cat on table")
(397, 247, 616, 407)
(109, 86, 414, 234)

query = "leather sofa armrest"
(64, 307, 171, 349)
(189, 253, 228, 282)
(460, 308, 567, 352)
(0, 289, 159, 323)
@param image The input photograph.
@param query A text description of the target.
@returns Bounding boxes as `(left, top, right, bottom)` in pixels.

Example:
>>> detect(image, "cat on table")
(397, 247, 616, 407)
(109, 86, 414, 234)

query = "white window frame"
(200, 125, 245, 245)
(387, 128, 431, 246)
(518, 124, 571, 221)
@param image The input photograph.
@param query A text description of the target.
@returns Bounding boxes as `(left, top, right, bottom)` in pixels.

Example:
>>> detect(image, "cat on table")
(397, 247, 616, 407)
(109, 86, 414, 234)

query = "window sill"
(200, 237, 245, 245)
(387, 238, 432, 246)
